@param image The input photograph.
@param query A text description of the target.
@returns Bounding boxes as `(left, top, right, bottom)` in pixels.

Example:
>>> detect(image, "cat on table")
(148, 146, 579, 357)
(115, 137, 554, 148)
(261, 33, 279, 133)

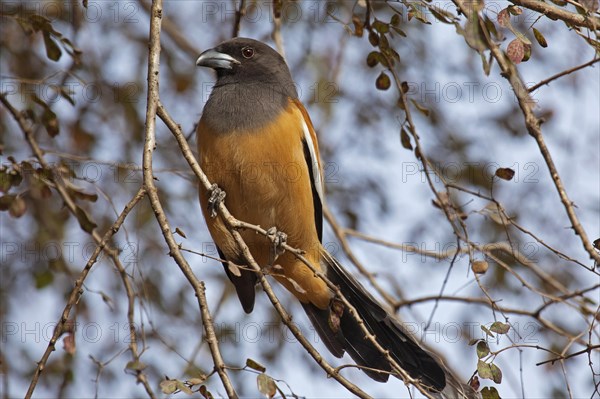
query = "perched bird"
(195, 37, 446, 391)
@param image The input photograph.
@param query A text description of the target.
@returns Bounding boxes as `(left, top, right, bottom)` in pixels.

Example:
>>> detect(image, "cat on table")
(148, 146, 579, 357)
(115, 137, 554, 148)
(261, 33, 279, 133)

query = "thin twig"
(529, 58, 600, 93)
(232, 0, 246, 38)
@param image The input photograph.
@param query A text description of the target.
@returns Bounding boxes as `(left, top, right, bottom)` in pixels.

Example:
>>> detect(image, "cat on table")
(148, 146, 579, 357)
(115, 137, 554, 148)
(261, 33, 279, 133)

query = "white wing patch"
(300, 118, 324, 205)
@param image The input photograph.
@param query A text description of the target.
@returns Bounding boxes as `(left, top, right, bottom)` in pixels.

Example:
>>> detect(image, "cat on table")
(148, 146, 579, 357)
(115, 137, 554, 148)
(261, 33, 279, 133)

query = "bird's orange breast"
(197, 101, 331, 309)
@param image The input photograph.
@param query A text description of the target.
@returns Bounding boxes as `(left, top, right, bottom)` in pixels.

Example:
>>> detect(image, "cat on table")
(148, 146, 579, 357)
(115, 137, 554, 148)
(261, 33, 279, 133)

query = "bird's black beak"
(196, 49, 240, 70)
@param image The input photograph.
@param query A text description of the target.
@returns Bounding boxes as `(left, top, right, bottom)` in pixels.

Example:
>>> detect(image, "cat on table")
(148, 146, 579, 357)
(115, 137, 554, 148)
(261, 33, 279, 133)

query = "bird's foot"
(207, 184, 226, 218)
(266, 227, 287, 265)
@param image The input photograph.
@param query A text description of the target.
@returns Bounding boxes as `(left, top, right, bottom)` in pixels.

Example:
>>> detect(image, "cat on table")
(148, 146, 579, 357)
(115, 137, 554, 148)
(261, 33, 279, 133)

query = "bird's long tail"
(302, 251, 447, 390)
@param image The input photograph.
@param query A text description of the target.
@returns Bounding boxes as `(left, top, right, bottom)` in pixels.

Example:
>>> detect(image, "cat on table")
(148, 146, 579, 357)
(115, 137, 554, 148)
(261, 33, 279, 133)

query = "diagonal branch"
(508, 0, 600, 30)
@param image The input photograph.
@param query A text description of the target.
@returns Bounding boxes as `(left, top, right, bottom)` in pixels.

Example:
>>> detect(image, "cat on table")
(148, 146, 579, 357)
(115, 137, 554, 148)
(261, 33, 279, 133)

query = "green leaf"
(42, 31, 62, 61)
(125, 360, 147, 371)
(481, 386, 501, 399)
(483, 16, 500, 40)
(246, 358, 267, 373)
(533, 28, 548, 48)
(477, 359, 493, 380)
(490, 321, 510, 334)
(74, 205, 97, 233)
(366, 51, 380, 67)
(34, 269, 54, 289)
(256, 373, 277, 398)
(368, 31, 379, 46)
(430, 7, 454, 24)
(372, 20, 389, 34)
(490, 362, 503, 383)
(408, 5, 430, 24)
(476, 340, 490, 358)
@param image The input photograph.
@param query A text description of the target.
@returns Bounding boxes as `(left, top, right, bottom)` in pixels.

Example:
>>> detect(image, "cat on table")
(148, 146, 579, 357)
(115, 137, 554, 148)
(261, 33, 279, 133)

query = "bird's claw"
(267, 227, 287, 265)
(207, 184, 226, 218)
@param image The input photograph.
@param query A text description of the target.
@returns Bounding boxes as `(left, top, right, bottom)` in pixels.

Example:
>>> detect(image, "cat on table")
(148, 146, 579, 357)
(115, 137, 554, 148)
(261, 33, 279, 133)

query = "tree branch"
(508, 0, 600, 30)
(453, 0, 600, 266)
(141, 1, 238, 397)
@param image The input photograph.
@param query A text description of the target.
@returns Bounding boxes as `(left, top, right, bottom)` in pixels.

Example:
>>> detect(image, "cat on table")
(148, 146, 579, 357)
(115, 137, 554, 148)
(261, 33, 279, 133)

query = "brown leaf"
(508, 5, 523, 15)
(175, 227, 187, 238)
(42, 31, 62, 61)
(41, 107, 60, 137)
(9, 195, 27, 218)
(256, 373, 277, 398)
(495, 167, 515, 180)
(471, 260, 489, 274)
(63, 333, 76, 355)
(507, 39, 525, 64)
(159, 379, 178, 394)
(376, 72, 391, 90)
(352, 16, 364, 37)
(400, 127, 413, 150)
(497, 9, 510, 27)
(400, 81, 409, 93)
(469, 375, 480, 391)
(188, 376, 207, 386)
(199, 385, 214, 399)
(176, 380, 193, 395)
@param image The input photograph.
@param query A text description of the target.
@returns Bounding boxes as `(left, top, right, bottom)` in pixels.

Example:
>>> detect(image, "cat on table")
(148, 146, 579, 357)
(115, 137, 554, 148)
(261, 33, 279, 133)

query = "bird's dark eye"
(242, 47, 254, 59)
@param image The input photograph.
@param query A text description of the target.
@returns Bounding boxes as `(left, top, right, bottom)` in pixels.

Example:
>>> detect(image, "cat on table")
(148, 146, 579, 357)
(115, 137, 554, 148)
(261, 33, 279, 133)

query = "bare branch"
(141, 1, 238, 397)
(508, 0, 600, 30)
(529, 58, 600, 93)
